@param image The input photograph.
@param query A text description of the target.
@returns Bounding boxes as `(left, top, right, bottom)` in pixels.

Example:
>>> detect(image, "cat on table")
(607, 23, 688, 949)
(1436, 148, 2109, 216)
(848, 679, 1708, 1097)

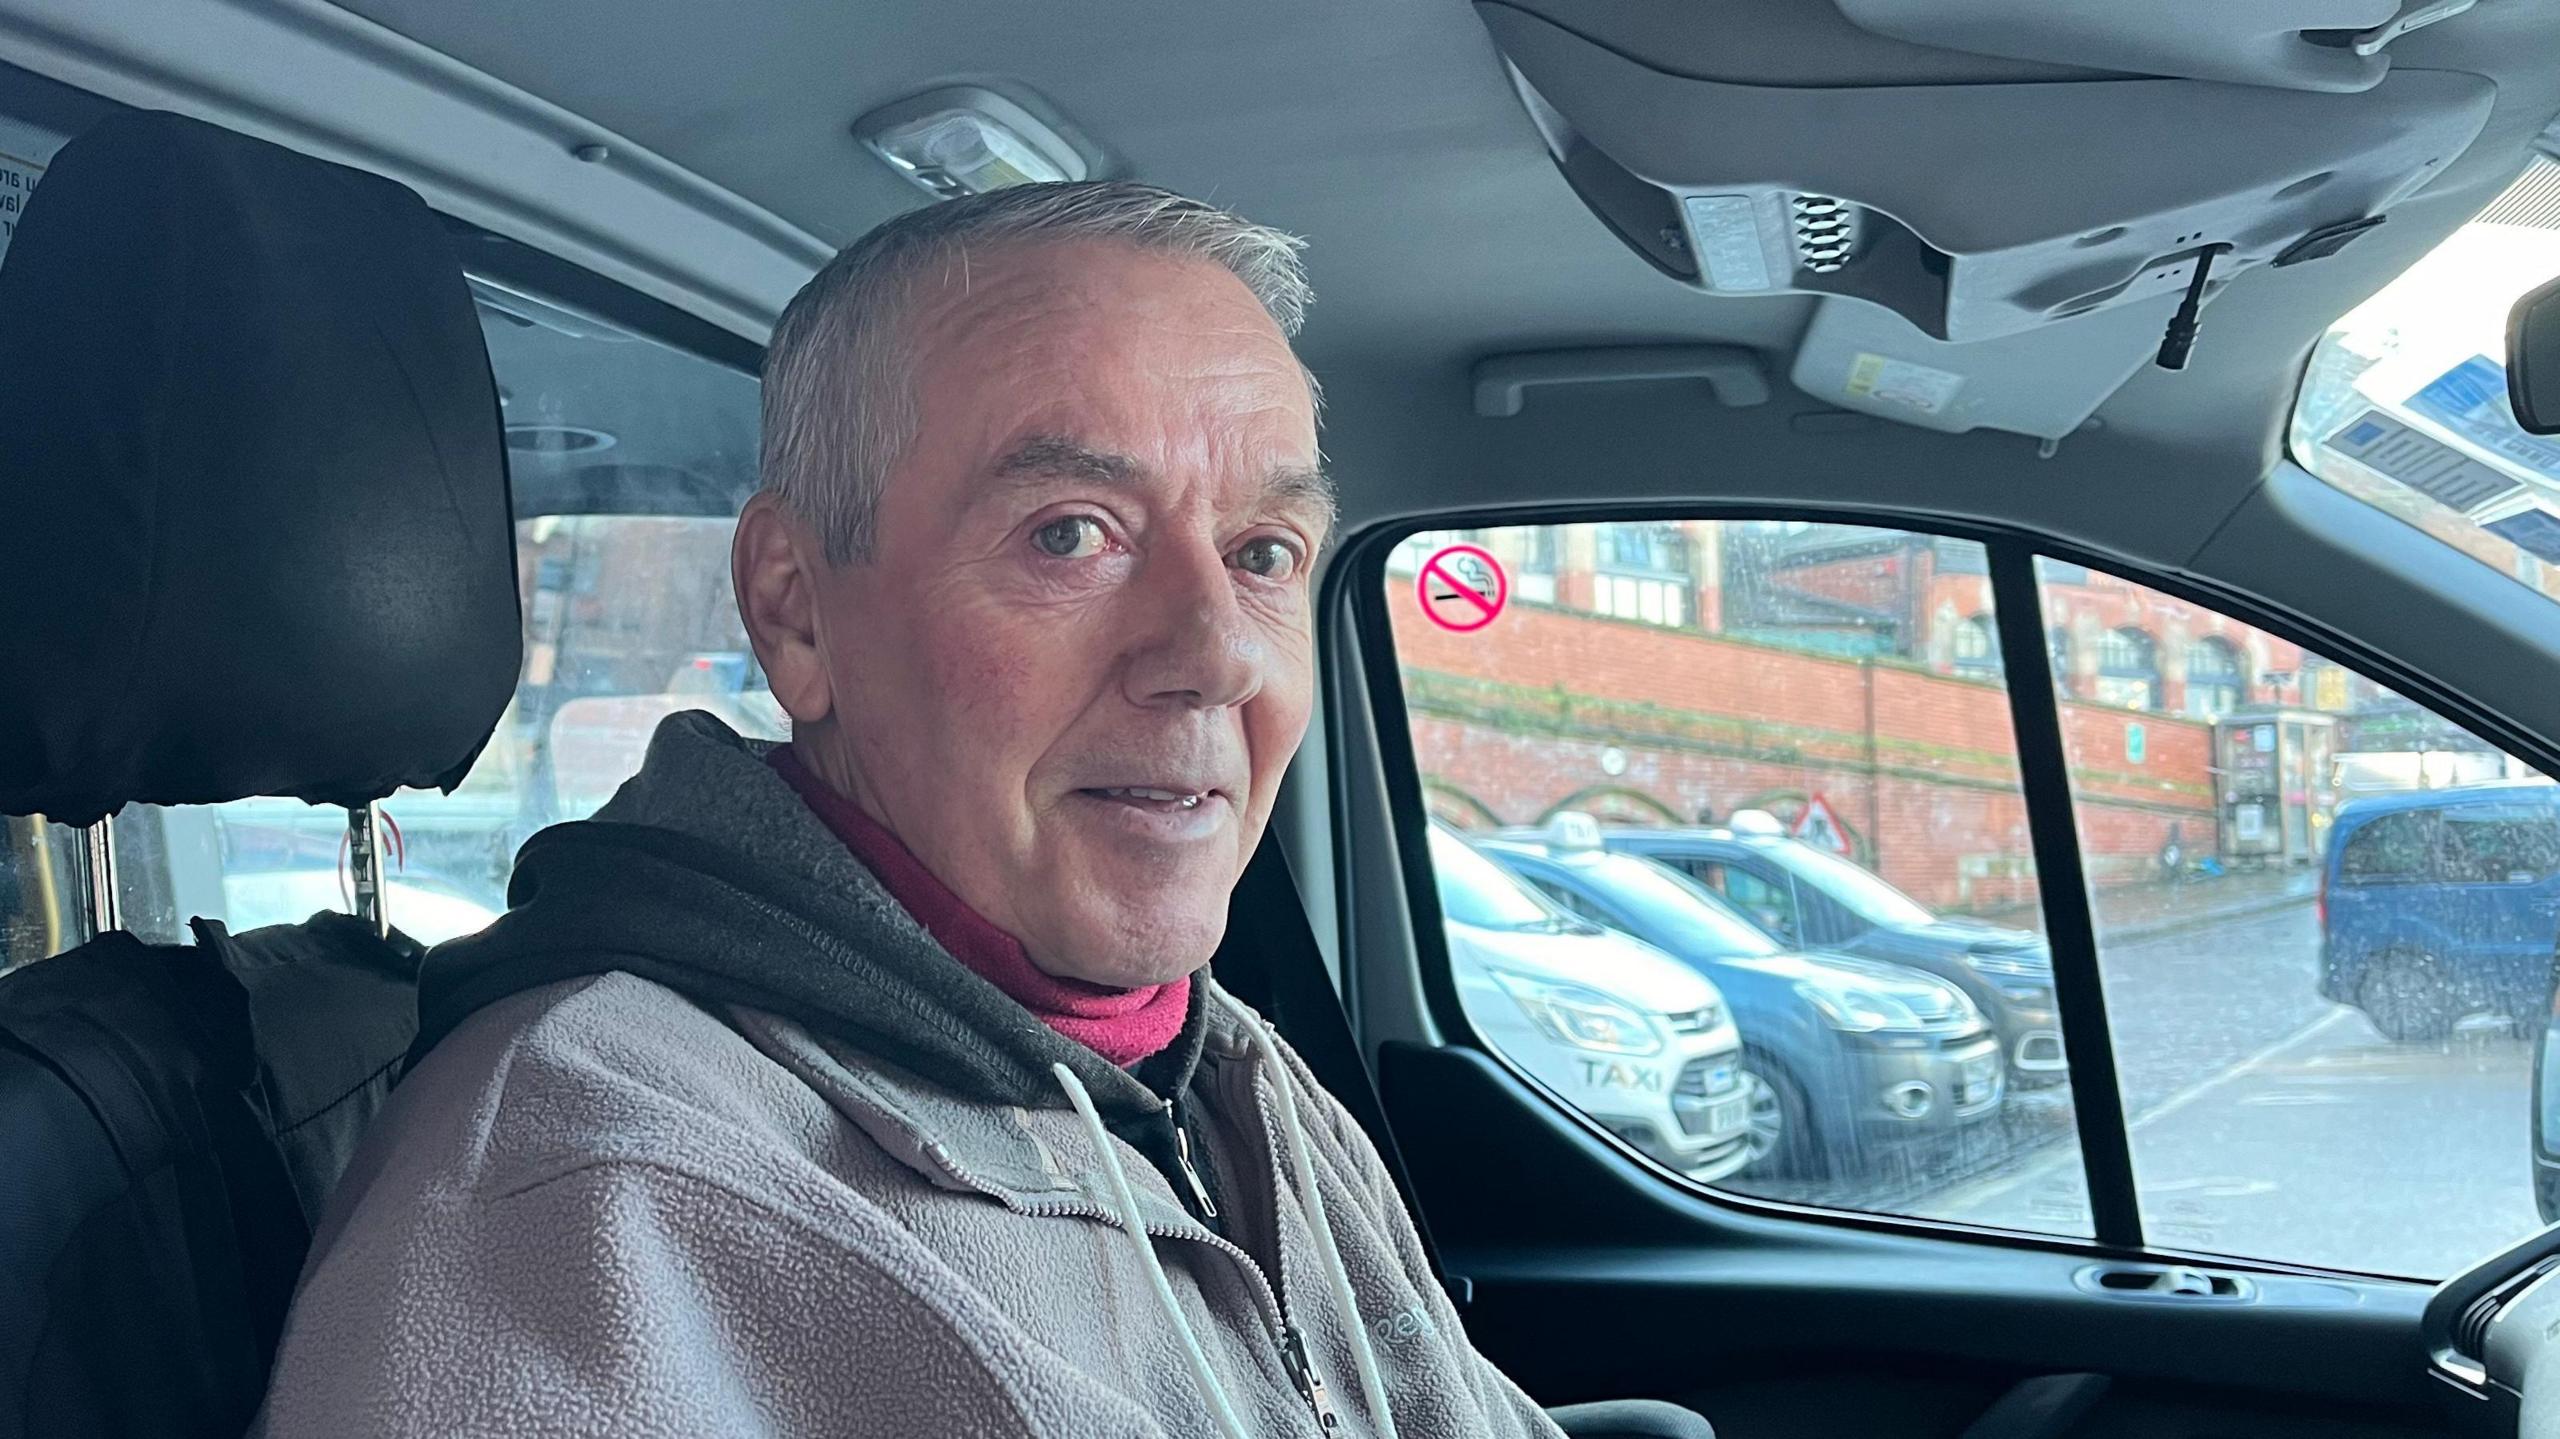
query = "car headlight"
(1795, 975, 1977, 1034)
(1489, 971, 1667, 1055)
(1984, 974, 2054, 1003)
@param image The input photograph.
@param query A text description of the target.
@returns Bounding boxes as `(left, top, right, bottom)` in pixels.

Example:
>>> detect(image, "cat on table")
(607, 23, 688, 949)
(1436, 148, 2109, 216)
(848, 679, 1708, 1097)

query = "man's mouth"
(1082, 785, 1220, 812)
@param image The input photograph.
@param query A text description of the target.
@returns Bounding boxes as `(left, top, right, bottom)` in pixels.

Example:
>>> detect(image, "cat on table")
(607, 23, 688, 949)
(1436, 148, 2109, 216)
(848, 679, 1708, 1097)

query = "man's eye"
(1031, 516, 1108, 559)
(1233, 537, 1302, 581)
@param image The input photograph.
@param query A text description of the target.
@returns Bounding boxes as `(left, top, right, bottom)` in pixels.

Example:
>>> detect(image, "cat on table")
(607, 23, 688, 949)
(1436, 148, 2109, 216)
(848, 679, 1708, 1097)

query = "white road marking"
(1925, 1008, 2358, 1221)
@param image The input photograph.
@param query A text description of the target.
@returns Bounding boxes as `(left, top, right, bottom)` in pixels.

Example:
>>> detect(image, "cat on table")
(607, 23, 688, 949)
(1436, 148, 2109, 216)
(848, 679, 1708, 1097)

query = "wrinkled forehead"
(902, 239, 1320, 477)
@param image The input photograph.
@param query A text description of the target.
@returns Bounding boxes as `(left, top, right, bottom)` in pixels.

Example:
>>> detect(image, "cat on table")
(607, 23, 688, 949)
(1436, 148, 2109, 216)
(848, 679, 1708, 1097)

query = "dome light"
(856, 88, 1086, 200)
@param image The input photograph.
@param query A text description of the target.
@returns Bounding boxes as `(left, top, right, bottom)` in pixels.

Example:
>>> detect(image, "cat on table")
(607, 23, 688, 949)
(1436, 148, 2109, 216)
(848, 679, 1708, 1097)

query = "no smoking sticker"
(1417, 543, 1507, 633)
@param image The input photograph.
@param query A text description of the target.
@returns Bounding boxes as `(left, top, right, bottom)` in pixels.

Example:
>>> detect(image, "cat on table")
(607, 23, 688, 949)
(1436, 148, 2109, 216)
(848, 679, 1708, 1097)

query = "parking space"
(1766, 896, 2541, 1279)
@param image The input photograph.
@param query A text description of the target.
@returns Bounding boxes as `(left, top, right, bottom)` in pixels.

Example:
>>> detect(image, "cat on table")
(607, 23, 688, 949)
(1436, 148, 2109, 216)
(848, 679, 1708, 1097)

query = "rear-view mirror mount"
(2506, 273, 2560, 437)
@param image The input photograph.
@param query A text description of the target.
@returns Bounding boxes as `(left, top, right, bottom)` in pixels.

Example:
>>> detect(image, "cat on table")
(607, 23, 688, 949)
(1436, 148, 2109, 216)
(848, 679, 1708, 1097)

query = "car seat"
(0, 110, 518, 1438)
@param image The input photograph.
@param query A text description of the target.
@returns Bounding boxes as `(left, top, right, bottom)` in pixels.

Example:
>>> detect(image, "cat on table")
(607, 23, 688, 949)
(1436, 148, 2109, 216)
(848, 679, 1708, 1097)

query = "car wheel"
(2359, 951, 2456, 1043)
(1738, 1061, 1827, 1180)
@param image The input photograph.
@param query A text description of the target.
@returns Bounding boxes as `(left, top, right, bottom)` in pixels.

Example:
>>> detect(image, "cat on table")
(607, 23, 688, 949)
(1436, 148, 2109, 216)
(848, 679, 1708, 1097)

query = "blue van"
(2319, 783, 2560, 1041)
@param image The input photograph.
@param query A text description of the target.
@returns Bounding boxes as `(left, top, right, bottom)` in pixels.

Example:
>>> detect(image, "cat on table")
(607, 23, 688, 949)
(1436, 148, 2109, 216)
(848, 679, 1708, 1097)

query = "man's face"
(769, 239, 1327, 987)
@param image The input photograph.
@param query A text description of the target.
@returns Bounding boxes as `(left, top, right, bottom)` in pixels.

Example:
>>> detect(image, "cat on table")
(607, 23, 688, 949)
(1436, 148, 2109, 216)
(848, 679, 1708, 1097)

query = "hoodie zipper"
(1281, 1320, 1341, 1430)
(1167, 1099, 1221, 1221)
(907, 1103, 1337, 1434)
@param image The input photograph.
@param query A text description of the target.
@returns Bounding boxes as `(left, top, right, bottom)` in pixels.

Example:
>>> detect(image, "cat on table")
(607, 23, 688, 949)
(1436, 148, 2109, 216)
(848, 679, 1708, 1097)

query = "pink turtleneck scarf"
(768, 745, 1191, 1068)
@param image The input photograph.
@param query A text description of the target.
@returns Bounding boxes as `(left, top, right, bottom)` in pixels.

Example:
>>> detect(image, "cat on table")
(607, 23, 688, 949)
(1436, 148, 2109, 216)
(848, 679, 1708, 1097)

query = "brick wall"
(1392, 594, 2218, 910)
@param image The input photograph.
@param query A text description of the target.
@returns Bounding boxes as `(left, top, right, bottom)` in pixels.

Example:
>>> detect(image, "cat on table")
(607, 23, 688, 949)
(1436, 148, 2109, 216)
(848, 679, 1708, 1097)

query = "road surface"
(1739, 900, 2543, 1281)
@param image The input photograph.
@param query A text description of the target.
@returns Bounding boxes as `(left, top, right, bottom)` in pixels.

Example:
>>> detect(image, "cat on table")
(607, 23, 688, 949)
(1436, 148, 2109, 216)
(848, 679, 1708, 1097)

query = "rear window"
(93, 282, 769, 953)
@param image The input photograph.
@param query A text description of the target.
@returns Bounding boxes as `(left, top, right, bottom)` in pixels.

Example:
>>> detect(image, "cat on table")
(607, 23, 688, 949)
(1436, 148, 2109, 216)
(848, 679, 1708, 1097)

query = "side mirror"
(2506, 274, 2560, 438)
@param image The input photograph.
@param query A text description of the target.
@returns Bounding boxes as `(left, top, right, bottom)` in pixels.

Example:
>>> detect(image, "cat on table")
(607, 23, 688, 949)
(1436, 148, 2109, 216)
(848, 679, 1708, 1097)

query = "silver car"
(1426, 826, 1753, 1182)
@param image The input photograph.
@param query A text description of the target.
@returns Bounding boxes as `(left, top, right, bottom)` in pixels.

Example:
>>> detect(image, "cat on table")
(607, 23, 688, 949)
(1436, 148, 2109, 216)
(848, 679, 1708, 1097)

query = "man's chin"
(1026, 903, 1226, 991)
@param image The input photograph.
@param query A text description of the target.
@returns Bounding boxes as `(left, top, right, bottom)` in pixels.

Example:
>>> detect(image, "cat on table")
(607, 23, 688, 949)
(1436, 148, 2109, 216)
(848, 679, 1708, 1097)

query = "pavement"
(1966, 866, 2322, 943)
(2089, 868, 2323, 942)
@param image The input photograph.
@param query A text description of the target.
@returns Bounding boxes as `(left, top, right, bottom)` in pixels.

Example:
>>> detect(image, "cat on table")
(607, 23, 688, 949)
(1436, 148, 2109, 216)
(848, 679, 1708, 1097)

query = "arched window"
(2184, 636, 2243, 719)
(1951, 613, 2000, 673)
(2094, 627, 2160, 710)
(2047, 625, 2075, 697)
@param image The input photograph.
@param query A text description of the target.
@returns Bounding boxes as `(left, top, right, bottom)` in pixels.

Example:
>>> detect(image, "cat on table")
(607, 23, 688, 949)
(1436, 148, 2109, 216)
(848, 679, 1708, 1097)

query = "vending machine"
(2212, 711, 2339, 868)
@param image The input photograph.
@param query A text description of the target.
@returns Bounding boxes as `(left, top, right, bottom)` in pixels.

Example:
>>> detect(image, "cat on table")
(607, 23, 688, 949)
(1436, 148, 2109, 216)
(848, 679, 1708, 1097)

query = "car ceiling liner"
(1474, 0, 2497, 442)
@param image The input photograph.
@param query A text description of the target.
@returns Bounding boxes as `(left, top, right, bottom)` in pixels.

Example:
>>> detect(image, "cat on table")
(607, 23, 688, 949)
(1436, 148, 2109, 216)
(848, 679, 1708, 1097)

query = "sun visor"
(1479, 1, 2494, 349)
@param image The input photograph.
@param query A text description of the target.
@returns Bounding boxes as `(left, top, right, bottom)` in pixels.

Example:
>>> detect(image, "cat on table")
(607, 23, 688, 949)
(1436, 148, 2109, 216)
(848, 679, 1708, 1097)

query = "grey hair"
(760, 180, 1317, 563)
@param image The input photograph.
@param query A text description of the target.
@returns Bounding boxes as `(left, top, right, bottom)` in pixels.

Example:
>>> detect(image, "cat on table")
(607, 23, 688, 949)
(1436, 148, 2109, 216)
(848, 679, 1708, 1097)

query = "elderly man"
(259, 183, 1703, 1439)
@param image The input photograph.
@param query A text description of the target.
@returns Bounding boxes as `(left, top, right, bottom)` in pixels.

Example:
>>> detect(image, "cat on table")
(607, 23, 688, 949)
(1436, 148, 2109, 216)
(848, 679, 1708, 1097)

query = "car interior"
(7, 1, 2560, 1436)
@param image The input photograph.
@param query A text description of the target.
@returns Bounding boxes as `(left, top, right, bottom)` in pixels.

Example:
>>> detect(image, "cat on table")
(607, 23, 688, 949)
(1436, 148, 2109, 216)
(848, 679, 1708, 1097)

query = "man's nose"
(1122, 543, 1265, 711)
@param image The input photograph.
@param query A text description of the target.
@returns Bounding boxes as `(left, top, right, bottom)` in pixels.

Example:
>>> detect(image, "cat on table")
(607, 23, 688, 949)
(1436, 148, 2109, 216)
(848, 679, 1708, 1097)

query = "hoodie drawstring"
(1229, 1004, 1402, 1439)
(1051, 1003, 1406, 1439)
(1053, 1062, 1252, 1439)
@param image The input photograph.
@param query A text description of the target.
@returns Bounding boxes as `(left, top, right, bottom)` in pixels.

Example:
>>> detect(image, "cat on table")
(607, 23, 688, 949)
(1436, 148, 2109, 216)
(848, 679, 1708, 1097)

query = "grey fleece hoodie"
(255, 712, 1562, 1438)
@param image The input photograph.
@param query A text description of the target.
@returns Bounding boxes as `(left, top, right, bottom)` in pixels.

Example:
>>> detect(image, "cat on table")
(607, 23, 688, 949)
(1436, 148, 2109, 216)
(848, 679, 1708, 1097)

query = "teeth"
(1100, 787, 1205, 808)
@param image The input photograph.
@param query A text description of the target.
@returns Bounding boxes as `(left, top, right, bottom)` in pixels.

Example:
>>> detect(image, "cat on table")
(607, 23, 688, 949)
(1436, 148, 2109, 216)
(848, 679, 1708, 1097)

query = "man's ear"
(732, 492, 834, 727)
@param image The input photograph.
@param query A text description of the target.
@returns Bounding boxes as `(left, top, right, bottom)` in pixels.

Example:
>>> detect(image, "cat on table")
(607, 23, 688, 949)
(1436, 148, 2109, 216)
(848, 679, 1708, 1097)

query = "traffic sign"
(1791, 793, 1853, 858)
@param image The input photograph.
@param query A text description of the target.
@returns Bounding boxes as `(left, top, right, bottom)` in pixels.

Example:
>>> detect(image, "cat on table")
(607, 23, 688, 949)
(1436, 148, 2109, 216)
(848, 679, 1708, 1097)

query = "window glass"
(1761, 843, 1939, 929)
(1705, 864, 1803, 939)
(2183, 638, 2243, 721)
(99, 286, 766, 949)
(2438, 809, 2560, 885)
(1427, 827, 1566, 931)
(2337, 812, 2435, 884)
(2292, 157, 2560, 608)
(1952, 615, 2000, 673)
(2012, 562, 2550, 1278)
(0, 819, 84, 973)
(1387, 521, 2085, 1226)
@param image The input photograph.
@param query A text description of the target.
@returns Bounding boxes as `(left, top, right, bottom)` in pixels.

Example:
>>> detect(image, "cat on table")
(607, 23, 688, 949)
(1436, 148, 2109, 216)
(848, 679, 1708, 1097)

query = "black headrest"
(0, 112, 520, 826)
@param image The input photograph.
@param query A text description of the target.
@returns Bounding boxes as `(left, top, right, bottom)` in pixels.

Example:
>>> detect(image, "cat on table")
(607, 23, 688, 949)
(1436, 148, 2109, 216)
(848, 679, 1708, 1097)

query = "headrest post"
(346, 802, 390, 940)
(79, 821, 117, 941)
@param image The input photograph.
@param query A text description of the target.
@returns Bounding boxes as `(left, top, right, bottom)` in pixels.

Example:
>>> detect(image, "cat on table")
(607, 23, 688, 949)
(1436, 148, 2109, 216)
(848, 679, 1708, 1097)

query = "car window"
(2291, 157, 2560, 609)
(2009, 561, 2550, 1279)
(94, 286, 765, 951)
(0, 819, 85, 974)
(1762, 841, 1938, 928)
(1385, 522, 2087, 1227)
(1427, 828, 1565, 930)
(1517, 873, 1613, 927)
(2337, 812, 2438, 884)
(1697, 861, 1802, 939)
(1551, 853, 1785, 959)
(2437, 808, 2560, 884)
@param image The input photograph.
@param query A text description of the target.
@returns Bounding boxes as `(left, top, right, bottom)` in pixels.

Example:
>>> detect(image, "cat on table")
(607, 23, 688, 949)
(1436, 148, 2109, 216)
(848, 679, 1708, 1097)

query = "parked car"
(1592, 815, 2066, 1089)
(2320, 783, 2560, 1041)
(1476, 829, 2003, 1180)
(1423, 826, 1753, 1182)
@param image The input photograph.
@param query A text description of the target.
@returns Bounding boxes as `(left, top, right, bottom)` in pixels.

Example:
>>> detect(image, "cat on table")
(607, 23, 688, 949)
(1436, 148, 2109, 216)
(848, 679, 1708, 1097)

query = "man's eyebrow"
(1265, 464, 1338, 530)
(994, 435, 1145, 488)
(991, 434, 1335, 528)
